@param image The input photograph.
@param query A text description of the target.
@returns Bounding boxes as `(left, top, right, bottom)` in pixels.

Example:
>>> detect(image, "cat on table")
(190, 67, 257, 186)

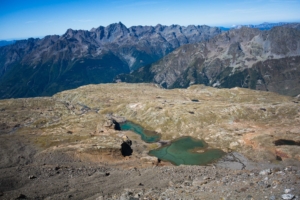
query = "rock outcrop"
(1, 83, 299, 164)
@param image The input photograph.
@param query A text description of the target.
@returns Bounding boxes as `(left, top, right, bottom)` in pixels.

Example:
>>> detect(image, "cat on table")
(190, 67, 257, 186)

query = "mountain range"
(1, 21, 300, 200)
(232, 22, 300, 30)
(0, 22, 300, 99)
(0, 22, 221, 99)
(117, 25, 300, 96)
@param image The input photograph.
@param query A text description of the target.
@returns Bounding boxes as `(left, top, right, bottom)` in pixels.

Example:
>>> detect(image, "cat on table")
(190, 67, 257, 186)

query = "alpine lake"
(120, 121, 225, 166)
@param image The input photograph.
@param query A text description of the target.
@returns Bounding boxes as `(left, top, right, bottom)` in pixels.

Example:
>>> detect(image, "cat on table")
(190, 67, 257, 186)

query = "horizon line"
(1, 21, 299, 41)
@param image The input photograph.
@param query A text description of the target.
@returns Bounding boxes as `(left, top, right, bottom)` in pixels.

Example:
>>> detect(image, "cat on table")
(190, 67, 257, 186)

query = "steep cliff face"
(117, 26, 300, 96)
(0, 22, 221, 99)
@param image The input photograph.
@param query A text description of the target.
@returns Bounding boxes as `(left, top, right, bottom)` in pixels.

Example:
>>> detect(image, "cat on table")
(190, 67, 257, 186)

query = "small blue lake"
(149, 136, 225, 166)
(120, 121, 161, 143)
(120, 121, 225, 165)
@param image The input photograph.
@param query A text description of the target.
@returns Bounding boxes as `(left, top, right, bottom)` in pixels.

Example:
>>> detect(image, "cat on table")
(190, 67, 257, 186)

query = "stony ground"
(1, 159, 300, 199)
(0, 83, 300, 199)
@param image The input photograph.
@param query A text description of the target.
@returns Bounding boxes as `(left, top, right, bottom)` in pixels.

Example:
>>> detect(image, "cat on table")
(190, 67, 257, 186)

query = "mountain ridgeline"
(117, 26, 300, 96)
(1, 22, 300, 99)
(0, 22, 221, 99)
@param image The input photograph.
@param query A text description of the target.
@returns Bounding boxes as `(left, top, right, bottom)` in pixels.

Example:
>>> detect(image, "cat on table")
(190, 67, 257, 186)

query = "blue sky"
(0, 0, 300, 40)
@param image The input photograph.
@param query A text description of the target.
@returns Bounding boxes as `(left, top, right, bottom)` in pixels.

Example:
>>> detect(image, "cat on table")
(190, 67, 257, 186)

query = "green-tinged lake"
(120, 121, 225, 165)
(149, 136, 226, 166)
(120, 121, 161, 143)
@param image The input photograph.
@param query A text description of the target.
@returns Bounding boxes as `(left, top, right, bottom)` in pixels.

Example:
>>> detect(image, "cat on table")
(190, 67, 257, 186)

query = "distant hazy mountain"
(117, 26, 300, 96)
(284, 23, 300, 31)
(0, 22, 221, 99)
(233, 22, 298, 30)
(0, 40, 16, 47)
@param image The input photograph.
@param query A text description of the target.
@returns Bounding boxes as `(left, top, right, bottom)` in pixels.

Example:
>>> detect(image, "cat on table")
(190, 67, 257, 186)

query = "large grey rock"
(281, 194, 295, 200)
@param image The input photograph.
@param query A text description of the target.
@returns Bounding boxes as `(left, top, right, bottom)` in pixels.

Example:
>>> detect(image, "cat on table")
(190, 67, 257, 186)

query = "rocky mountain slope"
(0, 22, 221, 99)
(117, 26, 300, 96)
(0, 83, 299, 199)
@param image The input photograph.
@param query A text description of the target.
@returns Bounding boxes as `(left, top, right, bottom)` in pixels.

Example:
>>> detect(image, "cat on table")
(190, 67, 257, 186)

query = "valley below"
(0, 83, 300, 199)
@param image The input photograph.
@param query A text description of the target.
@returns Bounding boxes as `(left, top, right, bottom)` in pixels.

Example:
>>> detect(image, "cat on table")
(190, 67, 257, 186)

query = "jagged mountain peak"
(169, 24, 181, 28)
(105, 22, 127, 29)
(63, 28, 77, 37)
(117, 21, 126, 26)
(0, 22, 222, 99)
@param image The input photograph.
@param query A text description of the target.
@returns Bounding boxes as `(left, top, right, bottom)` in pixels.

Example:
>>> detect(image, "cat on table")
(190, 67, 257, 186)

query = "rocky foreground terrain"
(0, 83, 300, 199)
